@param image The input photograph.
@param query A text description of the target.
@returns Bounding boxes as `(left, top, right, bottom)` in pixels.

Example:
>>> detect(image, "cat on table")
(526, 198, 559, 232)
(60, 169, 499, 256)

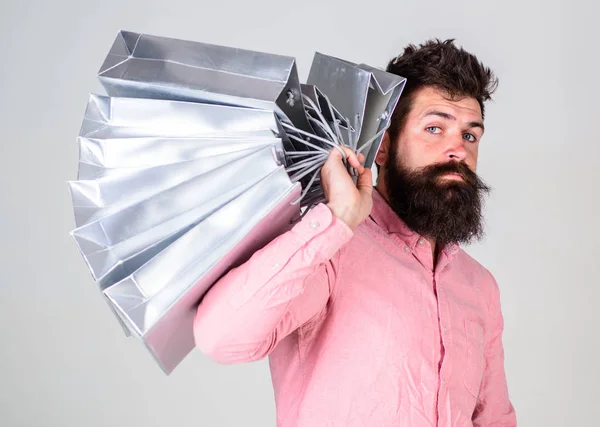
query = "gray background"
(1, 0, 598, 426)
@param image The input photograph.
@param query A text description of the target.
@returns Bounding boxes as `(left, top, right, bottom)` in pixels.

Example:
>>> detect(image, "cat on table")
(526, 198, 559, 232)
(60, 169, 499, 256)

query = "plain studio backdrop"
(0, 0, 598, 426)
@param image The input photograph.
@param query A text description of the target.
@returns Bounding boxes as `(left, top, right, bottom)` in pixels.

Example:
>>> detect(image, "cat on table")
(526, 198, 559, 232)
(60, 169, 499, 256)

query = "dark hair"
(383, 39, 498, 164)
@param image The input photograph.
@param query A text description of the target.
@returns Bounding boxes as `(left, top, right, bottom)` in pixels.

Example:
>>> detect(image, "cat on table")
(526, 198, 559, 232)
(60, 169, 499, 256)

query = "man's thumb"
(356, 168, 373, 195)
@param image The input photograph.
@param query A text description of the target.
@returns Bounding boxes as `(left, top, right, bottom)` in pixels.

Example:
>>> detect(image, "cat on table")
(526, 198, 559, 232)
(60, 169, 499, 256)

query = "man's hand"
(320, 147, 374, 231)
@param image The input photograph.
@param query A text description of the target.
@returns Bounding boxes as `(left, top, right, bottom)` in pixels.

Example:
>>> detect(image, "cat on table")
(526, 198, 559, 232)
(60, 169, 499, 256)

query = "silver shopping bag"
(68, 30, 408, 373)
(70, 146, 272, 227)
(76, 94, 282, 182)
(306, 52, 406, 167)
(70, 144, 284, 289)
(97, 31, 311, 133)
(80, 94, 281, 139)
(103, 167, 301, 374)
(77, 134, 279, 171)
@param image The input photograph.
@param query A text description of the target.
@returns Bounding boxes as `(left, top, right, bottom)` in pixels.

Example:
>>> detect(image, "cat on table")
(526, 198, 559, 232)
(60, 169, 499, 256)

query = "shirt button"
(443, 327, 447, 333)
(272, 263, 280, 269)
(310, 221, 320, 229)
(403, 245, 410, 253)
(418, 238, 425, 245)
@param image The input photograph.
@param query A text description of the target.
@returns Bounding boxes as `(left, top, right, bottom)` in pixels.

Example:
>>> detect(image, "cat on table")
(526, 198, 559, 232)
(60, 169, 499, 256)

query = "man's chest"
(327, 229, 489, 370)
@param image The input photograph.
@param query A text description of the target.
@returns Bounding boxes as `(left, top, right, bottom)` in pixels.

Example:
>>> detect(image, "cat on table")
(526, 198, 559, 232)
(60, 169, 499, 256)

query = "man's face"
(375, 86, 491, 246)
(378, 86, 484, 176)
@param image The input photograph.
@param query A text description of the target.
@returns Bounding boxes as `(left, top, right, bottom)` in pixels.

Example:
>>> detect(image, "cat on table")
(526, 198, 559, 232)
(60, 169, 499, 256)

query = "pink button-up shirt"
(193, 190, 516, 426)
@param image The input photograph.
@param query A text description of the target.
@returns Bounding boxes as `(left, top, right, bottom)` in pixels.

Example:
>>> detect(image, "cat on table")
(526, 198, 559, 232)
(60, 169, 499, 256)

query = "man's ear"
(375, 131, 391, 167)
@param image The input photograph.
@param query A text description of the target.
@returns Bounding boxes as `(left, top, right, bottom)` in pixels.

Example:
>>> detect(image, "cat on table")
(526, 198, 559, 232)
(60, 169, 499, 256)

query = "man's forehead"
(411, 87, 483, 120)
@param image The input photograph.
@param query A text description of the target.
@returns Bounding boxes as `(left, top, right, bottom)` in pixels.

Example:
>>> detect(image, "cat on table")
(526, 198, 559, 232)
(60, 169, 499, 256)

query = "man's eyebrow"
(423, 110, 455, 121)
(422, 110, 485, 132)
(468, 121, 485, 132)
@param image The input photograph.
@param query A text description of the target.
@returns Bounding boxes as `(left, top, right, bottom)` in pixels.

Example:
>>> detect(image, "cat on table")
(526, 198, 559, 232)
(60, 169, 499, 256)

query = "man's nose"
(445, 134, 467, 161)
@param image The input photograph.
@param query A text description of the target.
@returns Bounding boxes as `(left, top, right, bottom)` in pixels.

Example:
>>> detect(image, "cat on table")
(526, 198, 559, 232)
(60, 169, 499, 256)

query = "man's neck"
(426, 237, 438, 264)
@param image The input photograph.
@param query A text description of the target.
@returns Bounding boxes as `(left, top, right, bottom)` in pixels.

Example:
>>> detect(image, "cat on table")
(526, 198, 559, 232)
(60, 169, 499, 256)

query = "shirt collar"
(369, 189, 459, 256)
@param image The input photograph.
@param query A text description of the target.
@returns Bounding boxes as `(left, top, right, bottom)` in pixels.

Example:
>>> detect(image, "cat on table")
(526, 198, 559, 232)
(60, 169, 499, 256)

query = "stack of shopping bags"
(68, 30, 406, 374)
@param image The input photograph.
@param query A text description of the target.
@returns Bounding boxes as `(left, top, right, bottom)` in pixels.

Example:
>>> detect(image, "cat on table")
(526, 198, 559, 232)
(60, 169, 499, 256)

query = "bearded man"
(193, 39, 517, 427)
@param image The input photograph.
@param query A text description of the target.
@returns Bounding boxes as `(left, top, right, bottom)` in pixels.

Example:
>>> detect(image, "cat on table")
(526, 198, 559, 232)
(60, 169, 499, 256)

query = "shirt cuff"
(290, 203, 354, 260)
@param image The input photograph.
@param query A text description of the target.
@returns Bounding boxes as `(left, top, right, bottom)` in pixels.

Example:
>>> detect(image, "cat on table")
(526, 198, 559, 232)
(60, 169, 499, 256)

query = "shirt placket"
(402, 237, 444, 426)
(408, 239, 458, 427)
(433, 248, 457, 427)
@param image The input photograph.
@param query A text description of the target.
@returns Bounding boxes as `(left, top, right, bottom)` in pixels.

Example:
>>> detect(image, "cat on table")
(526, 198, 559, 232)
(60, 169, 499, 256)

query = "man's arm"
(193, 203, 352, 364)
(472, 272, 517, 426)
(193, 146, 373, 365)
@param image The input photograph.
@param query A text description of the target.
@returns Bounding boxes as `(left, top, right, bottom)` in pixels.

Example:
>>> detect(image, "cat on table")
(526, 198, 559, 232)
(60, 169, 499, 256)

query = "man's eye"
(463, 133, 477, 142)
(425, 126, 441, 134)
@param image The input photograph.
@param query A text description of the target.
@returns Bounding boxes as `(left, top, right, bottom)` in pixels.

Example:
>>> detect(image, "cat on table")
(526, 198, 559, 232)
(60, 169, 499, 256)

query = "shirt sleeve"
(472, 271, 517, 426)
(193, 203, 353, 364)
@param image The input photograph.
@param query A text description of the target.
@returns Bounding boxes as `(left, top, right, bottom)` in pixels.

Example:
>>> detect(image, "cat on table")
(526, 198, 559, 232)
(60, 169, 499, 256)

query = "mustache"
(417, 161, 489, 190)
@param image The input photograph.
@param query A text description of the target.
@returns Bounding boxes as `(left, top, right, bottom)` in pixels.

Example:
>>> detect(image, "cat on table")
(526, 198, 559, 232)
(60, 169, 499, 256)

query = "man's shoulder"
(455, 247, 490, 272)
(455, 247, 500, 297)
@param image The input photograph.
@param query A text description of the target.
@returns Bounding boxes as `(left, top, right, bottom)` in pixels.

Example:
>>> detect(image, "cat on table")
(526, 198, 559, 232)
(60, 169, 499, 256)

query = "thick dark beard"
(384, 151, 491, 247)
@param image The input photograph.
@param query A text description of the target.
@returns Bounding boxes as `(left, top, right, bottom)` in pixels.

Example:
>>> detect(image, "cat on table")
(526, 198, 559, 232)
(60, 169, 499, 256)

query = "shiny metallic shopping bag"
(75, 136, 277, 181)
(80, 93, 281, 140)
(306, 52, 406, 167)
(103, 167, 301, 374)
(97, 31, 311, 133)
(69, 30, 407, 374)
(71, 146, 274, 226)
(71, 92, 293, 343)
(77, 93, 292, 178)
(70, 144, 285, 290)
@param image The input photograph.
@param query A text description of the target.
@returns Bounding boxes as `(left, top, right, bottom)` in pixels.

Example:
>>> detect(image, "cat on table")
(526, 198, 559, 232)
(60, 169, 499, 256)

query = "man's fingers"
(356, 166, 373, 194)
(324, 146, 366, 174)
(347, 154, 364, 172)
(338, 147, 364, 171)
(324, 146, 346, 165)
